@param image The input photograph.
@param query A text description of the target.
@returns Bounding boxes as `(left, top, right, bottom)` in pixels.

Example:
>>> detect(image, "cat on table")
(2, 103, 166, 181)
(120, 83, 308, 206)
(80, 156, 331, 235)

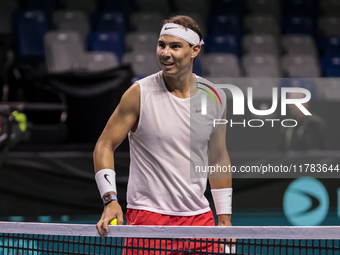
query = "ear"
(191, 44, 201, 59)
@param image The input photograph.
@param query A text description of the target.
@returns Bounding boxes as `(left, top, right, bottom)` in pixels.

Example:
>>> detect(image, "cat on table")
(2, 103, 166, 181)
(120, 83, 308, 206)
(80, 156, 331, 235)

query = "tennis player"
(94, 15, 232, 253)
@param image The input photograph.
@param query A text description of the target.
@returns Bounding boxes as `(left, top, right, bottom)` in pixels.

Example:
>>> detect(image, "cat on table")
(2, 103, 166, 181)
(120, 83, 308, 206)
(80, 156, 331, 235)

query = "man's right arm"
(93, 82, 140, 172)
(93, 82, 140, 237)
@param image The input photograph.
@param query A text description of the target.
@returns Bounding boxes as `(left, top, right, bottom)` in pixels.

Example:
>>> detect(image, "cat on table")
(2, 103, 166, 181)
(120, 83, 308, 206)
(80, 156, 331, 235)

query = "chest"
(139, 92, 217, 147)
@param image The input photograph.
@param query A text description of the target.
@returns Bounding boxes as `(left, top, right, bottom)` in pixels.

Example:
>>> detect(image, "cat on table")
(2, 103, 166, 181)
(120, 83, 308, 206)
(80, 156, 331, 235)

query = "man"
(94, 15, 232, 253)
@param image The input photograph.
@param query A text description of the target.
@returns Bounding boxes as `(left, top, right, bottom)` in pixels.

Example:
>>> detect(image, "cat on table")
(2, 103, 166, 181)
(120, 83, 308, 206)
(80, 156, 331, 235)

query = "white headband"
(160, 23, 204, 46)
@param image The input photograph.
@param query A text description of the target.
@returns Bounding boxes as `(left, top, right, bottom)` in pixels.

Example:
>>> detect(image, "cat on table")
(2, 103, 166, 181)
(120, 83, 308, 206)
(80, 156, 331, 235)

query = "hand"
(96, 201, 124, 238)
(218, 214, 236, 254)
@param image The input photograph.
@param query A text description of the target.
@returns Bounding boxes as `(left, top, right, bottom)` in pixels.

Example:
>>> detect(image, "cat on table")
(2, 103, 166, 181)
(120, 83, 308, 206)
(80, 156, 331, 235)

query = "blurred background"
(0, 0, 340, 227)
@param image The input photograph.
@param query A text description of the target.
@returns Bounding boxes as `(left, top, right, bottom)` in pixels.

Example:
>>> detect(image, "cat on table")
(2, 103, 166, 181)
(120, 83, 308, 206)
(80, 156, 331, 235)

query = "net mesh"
(0, 222, 339, 255)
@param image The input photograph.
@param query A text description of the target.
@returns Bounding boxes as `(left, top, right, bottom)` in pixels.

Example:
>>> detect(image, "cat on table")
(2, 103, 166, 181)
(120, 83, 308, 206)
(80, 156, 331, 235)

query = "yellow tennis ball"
(109, 218, 118, 225)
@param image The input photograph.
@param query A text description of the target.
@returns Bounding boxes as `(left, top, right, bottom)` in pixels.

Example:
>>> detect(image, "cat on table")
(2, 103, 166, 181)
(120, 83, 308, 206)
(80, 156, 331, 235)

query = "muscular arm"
(94, 82, 140, 236)
(93, 82, 140, 172)
(208, 105, 232, 226)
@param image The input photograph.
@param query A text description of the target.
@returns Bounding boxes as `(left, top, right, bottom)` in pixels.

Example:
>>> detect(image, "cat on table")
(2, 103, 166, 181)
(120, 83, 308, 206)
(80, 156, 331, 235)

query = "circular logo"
(283, 177, 329, 226)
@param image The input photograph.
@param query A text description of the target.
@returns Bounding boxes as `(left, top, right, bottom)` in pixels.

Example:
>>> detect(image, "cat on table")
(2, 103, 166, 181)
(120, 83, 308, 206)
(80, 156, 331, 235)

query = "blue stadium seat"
(204, 35, 241, 57)
(282, 15, 315, 36)
(325, 66, 340, 77)
(87, 31, 125, 62)
(207, 14, 242, 38)
(321, 56, 340, 77)
(319, 36, 340, 57)
(18, 0, 60, 14)
(282, 0, 316, 16)
(96, 0, 133, 17)
(12, 10, 50, 61)
(193, 58, 202, 76)
(210, 0, 245, 16)
(91, 12, 128, 36)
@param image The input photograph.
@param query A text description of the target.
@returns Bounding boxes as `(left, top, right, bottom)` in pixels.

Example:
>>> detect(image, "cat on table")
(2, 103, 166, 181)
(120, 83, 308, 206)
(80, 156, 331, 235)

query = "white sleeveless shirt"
(127, 71, 226, 216)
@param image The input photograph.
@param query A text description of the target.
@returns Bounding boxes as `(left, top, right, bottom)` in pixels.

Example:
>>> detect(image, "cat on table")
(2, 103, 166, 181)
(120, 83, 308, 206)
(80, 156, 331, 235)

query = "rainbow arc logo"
(197, 82, 222, 106)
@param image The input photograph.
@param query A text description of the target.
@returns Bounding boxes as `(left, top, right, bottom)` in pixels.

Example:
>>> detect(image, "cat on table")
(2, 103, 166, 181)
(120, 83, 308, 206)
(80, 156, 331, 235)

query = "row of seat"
(208, 14, 340, 38)
(11, 8, 340, 39)
(6, 3, 340, 79)
(207, 33, 340, 58)
(207, 53, 340, 78)
(16, 23, 340, 78)
(202, 53, 322, 78)
(10, 0, 340, 17)
(11, 8, 340, 58)
(1, 0, 339, 35)
(37, 27, 340, 100)
(43, 26, 340, 79)
(43, 30, 157, 75)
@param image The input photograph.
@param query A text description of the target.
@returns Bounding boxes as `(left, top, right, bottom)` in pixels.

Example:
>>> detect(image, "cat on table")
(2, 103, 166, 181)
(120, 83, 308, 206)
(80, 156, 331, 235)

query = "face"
(156, 34, 200, 77)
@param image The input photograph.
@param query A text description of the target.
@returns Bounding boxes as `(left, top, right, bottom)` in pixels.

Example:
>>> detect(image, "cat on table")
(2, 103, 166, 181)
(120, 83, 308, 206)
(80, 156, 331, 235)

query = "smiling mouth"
(162, 62, 174, 67)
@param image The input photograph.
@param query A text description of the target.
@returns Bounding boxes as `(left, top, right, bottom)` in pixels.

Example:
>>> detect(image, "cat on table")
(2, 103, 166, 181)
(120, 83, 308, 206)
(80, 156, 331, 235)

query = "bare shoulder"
(121, 82, 140, 102)
(119, 82, 140, 115)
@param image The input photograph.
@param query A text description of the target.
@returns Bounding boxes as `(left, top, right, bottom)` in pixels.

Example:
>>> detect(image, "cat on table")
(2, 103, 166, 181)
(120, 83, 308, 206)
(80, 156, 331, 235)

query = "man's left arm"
(208, 105, 232, 226)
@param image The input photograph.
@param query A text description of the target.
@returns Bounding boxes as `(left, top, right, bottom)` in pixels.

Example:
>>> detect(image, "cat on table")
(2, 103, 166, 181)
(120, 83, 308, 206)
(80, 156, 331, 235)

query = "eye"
(158, 42, 165, 48)
(171, 44, 181, 49)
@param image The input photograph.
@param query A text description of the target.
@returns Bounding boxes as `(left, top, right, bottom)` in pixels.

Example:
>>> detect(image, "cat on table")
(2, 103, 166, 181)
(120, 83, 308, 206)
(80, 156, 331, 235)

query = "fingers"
(225, 244, 236, 254)
(96, 202, 124, 237)
(96, 213, 124, 237)
(96, 221, 106, 238)
(96, 217, 111, 238)
(219, 243, 225, 253)
(96, 214, 113, 238)
(225, 244, 230, 254)
(220, 239, 236, 254)
(103, 218, 110, 234)
(117, 213, 124, 225)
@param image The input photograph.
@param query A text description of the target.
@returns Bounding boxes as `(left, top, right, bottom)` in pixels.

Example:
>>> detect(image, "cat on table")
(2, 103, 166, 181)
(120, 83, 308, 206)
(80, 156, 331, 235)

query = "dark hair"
(162, 15, 203, 46)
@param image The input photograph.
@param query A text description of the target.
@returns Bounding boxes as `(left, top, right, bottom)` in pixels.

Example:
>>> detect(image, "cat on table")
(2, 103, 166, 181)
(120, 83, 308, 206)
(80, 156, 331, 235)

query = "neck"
(163, 70, 198, 99)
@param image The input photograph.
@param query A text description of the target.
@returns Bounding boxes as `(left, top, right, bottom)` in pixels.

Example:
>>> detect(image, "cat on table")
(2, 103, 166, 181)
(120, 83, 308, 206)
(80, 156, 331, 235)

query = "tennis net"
(0, 222, 339, 255)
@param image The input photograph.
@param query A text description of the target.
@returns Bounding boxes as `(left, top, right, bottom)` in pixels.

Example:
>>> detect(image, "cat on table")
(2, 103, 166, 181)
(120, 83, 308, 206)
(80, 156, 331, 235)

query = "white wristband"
(211, 188, 232, 215)
(95, 169, 117, 198)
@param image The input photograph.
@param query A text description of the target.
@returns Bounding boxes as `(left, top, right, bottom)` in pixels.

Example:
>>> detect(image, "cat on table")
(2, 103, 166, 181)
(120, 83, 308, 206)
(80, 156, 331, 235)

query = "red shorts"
(122, 209, 221, 255)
